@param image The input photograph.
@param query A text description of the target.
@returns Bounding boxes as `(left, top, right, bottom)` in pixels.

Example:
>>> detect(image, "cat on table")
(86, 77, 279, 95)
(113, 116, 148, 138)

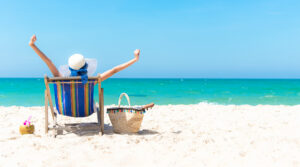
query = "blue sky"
(0, 0, 299, 78)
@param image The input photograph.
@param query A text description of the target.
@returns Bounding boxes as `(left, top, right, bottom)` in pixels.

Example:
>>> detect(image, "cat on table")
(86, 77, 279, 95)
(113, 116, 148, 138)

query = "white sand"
(0, 104, 300, 167)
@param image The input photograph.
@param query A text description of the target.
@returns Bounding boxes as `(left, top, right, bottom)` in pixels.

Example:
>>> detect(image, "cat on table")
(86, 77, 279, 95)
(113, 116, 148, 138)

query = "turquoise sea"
(1, 78, 300, 106)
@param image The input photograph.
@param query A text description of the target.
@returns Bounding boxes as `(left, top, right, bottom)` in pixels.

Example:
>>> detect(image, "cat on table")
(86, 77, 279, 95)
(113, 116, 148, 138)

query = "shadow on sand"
(56, 123, 159, 136)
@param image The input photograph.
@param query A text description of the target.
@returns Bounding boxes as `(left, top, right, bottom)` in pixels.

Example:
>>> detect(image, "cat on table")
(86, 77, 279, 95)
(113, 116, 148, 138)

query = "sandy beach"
(0, 103, 299, 167)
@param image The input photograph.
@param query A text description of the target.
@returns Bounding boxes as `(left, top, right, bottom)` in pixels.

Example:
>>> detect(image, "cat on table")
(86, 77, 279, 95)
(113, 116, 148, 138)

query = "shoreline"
(2, 102, 300, 108)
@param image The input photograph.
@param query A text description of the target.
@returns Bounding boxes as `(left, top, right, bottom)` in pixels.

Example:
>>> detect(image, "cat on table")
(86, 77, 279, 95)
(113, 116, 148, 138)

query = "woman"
(29, 35, 140, 81)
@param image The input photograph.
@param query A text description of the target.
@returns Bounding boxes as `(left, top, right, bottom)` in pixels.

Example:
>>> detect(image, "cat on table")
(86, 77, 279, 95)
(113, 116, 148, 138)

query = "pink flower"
(23, 116, 32, 126)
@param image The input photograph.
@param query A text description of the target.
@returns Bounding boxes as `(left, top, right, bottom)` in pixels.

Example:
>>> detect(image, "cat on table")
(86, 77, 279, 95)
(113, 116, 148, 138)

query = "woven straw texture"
(108, 112, 144, 133)
(107, 93, 144, 133)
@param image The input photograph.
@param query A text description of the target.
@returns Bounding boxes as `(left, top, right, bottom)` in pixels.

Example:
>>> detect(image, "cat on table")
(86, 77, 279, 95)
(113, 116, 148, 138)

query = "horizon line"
(2, 77, 300, 80)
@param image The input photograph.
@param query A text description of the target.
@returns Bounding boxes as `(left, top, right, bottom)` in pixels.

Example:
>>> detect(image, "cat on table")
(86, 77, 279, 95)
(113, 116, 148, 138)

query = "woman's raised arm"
(29, 35, 61, 77)
(101, 49, 140, 81)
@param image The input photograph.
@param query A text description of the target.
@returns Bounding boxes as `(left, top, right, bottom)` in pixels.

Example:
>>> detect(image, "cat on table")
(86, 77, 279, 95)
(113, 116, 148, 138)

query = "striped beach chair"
(44, 74, 104, 136)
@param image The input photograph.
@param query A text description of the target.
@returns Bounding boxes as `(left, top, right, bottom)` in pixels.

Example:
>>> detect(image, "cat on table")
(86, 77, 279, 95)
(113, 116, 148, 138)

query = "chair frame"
(44, 74, 104, 136)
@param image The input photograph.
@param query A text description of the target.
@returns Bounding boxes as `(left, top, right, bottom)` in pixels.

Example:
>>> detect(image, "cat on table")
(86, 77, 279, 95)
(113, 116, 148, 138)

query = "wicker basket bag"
(107, 93, 146, 133)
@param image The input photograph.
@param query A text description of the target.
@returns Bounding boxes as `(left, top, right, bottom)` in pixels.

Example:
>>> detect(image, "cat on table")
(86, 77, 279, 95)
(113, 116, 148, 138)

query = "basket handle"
(118, 93, 131, 107)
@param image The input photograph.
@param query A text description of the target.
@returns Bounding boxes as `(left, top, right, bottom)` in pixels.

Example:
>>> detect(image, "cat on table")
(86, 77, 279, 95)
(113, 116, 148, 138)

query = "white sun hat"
(68, 54, 86, 70)
(59, 54, 98, 77)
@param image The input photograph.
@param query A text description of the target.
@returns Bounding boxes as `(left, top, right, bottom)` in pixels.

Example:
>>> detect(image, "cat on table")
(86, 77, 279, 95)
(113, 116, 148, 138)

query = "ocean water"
(1, 78, 300, 106)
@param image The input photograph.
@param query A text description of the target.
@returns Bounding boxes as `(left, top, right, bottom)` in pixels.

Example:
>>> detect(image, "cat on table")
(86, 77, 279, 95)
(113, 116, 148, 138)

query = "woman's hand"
(29, 35, 37, 46)
(134, 49, 140, 61)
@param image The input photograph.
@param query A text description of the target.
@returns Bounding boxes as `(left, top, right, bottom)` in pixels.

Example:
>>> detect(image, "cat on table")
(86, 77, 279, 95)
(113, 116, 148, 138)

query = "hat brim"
(59, 58, 98, 77)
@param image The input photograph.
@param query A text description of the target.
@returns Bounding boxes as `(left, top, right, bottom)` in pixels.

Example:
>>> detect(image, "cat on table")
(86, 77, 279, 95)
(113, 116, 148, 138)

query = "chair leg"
(45, 90, 49, 134)
(96, 108, 102, 135)
(100, 88, 104, 135)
